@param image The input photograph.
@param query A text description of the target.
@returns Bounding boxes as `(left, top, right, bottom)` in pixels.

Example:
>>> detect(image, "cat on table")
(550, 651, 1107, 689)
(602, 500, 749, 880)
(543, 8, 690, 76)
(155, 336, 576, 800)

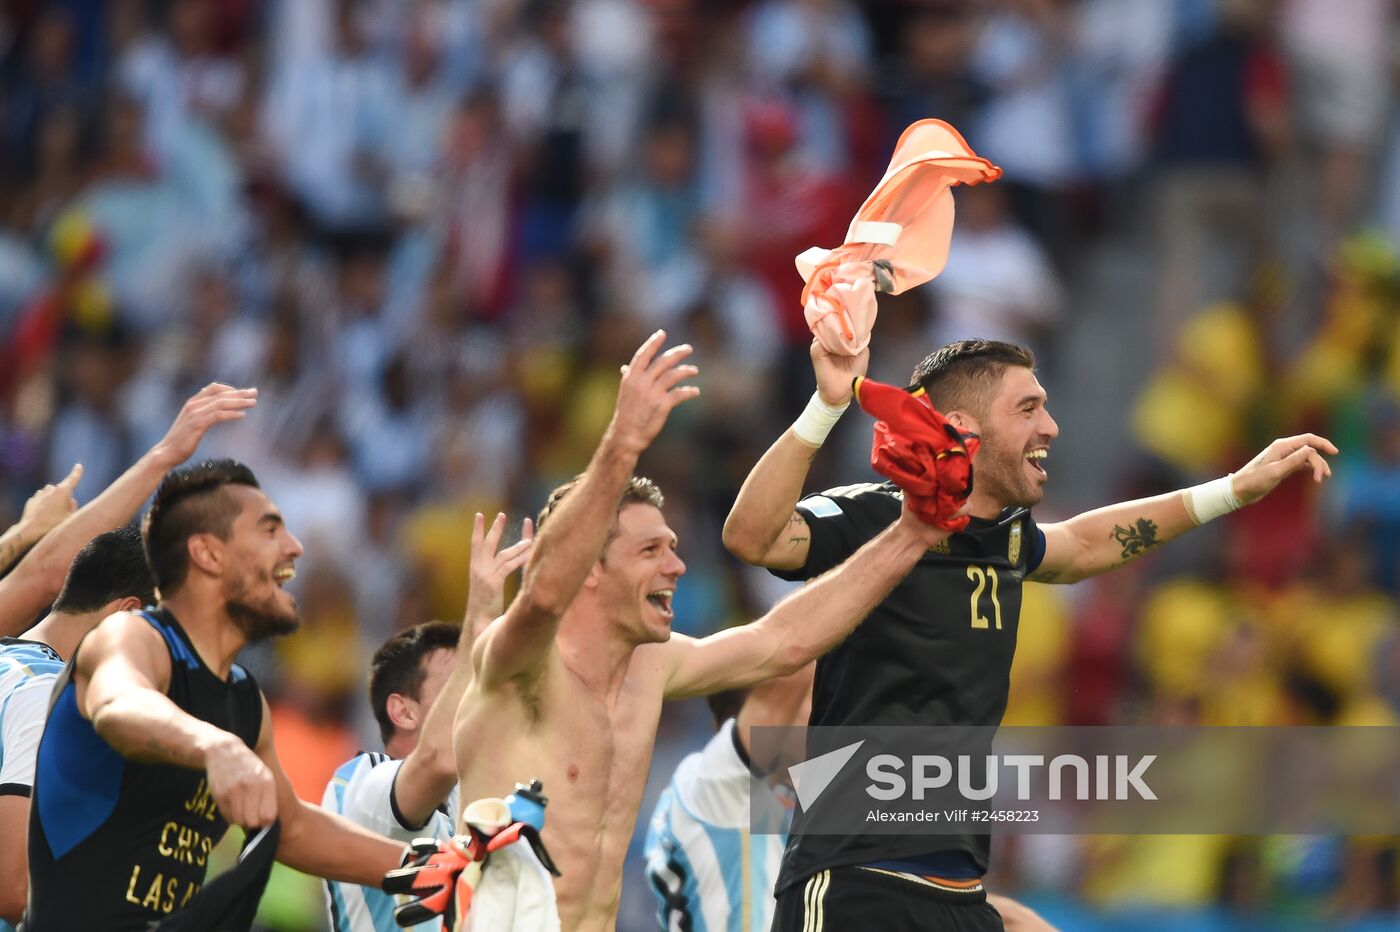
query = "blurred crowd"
(2, 0, 1399, 928)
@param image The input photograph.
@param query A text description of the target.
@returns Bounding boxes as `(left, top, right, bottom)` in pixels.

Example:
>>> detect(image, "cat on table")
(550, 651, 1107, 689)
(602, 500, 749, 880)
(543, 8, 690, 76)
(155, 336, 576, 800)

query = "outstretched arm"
(667, 500, 949, 698)
(722, 340, 867, 569)
(477, 330, 699, 688)
(392, 512, 532, 827)
(1031, 433, 1336, 584)
(0, 383, 257, 633)
(256, 697, 408, 884)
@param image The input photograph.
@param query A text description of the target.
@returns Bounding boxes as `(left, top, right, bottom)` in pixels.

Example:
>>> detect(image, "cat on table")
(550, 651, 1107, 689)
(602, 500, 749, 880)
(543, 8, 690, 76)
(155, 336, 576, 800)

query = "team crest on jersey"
(1008, 521, 1022, 564)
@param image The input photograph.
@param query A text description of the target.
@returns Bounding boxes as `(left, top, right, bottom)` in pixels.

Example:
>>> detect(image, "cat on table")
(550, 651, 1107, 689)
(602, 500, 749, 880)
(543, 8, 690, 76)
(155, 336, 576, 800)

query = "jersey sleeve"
(335, 757, 428, 841)
(0, 674, 57, 794)
(770, 486, 883, 582)
(1024, 512, 1046, 574)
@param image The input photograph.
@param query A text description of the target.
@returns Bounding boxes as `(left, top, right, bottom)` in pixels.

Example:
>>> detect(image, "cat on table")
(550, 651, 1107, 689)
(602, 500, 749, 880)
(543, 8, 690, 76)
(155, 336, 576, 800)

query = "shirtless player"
(447, 331, 954, 931)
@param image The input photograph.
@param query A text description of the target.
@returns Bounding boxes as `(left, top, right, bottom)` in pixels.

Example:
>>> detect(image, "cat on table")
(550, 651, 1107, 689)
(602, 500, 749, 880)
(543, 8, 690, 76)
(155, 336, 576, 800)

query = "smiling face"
(955, 365, 1059, 509)
(592, 503, 687, 645)
(217, 484, 305, 641)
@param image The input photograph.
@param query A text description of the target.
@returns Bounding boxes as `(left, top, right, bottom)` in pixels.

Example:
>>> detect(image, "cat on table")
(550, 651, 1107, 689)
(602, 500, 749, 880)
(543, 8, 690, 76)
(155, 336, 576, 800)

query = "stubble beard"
(224, 570, 300, 643)
(978, 432, 1043, 510)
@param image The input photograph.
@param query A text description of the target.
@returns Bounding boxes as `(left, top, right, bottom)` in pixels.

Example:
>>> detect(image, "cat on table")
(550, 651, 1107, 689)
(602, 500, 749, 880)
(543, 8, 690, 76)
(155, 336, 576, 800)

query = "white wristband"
(1184, 473, 1242, 525)
(791, 391, 849, 447)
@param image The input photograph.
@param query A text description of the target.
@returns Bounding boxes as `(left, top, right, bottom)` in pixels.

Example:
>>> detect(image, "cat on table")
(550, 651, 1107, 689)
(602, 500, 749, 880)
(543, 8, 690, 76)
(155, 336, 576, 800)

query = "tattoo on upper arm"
(1027, 567, 1061, 583)
(786, 512, 809, 550)
(1111, 518, 1160, 562)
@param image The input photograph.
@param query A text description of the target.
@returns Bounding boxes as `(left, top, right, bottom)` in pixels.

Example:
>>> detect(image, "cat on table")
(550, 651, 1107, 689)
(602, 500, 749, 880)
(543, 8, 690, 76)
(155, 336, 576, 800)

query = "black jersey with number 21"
(770, 481, 1043, 894)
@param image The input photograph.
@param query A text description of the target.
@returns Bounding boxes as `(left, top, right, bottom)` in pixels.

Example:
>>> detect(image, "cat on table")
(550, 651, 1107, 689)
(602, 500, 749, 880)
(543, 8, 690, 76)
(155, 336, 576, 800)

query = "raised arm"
(477, 330, 699, 688)
(392, 512, 532, 827)
(1031, 433, 1337, 584)
(0, 465, 82, 576)
(722, 340, 867, 569)
(0, 383, 257, 633)
(668, 500, 948, 698)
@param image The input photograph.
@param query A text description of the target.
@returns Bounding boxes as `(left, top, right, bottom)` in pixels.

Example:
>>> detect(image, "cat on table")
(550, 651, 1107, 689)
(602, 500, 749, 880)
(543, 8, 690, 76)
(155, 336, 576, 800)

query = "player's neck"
(557, 607, 635, 701)
(964, 487, 1008, 521)
(18, 611, 88, 660)
(159, 590, 249, 680)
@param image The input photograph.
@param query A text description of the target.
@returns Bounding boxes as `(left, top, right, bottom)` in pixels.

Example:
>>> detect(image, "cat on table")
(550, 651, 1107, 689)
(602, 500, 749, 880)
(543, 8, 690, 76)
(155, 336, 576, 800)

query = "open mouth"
(646, 589, 674, 618)
(273, 566, 296, 588)
(1025, 448, 1048, 477)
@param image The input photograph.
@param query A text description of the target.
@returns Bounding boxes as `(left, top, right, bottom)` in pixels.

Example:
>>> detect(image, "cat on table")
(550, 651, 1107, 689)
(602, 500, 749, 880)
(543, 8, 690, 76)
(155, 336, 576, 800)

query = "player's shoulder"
(336, 749, 394, 775)
(78, 610, 168, 665)
(799, 480, 900, 518)
(326, 750, 397, 795)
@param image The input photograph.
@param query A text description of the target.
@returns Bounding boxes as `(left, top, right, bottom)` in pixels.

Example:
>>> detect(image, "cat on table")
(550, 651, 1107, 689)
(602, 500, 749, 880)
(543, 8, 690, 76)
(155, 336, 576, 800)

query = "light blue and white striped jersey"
(322, 751, 459, 932)
(644, 719, 792, 932)
(0, 637, 66, 932)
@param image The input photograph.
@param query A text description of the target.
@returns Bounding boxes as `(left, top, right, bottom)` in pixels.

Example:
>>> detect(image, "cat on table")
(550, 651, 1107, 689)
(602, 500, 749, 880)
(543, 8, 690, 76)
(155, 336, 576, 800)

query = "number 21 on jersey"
(966, 565, 1002, 630)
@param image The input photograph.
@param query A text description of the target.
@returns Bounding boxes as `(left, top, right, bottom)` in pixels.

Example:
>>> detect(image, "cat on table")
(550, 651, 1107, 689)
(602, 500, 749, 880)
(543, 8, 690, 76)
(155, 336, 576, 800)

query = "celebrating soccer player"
(722, 338, 1335, 931)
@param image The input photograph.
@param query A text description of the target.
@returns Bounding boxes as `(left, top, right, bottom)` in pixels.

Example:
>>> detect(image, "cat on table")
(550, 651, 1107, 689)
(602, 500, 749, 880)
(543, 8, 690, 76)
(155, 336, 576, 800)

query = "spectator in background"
(585, 115, 705, 327)
(1279, 0, 1393, 254)
(879, 5, 987, 152)
(500, 0, 591, 259)
(46, 323, 138, 504)
(118, 0, 246, 158)
(1148, 0, 1288, 348)
(262, 0, 394, 231)
(928, 183, 1062, 352)
(970, 0, 1079, 262)
(1065, 0, 1173, 221)
(1338, 395, 1400, 593)
(342, 349, 436, 494)
(2, 7, 88, 181)
(432, 90, 517, 320)
(744, 0, 874, 175)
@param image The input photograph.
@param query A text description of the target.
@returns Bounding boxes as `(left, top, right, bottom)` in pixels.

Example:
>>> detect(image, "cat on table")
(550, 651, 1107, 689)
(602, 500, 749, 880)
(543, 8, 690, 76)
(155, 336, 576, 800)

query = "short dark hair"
(52, 525, 157, 614)
(535, 475, 665, 554)
(368, 621, 460, 745)
(908, 340, 1036, 417)
(142, 458, 261, 595)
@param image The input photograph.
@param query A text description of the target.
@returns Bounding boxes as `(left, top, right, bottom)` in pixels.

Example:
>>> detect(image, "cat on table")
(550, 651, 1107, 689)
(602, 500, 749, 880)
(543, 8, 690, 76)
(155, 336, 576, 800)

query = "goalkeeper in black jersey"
(724, 338, 1335, 931)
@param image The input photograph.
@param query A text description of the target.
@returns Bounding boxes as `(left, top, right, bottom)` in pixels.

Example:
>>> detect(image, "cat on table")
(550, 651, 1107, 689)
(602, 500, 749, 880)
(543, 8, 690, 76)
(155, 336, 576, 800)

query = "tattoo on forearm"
(1111, 518, 1160, 561)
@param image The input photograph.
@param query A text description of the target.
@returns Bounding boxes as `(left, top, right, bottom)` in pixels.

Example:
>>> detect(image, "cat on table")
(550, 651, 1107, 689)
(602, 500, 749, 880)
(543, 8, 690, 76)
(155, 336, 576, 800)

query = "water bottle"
(505, 779, 547, 831)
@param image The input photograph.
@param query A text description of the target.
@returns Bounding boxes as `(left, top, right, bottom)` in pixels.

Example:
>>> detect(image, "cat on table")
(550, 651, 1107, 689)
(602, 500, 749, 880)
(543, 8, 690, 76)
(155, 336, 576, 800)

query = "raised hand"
(607, 330, 700, 457)
(202, 732, 278, 829)
(811, 337, 869, 407)
(18, 463, 83, 540)
(1231, 433, 1338, 505)
(465, 513, 535, 636)
(150, 383, 260, 468)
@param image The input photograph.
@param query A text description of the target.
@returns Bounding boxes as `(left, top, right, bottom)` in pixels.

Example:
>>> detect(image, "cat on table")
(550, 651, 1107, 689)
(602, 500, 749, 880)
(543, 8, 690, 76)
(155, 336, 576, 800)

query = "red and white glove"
(383, 835, 482, 929)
